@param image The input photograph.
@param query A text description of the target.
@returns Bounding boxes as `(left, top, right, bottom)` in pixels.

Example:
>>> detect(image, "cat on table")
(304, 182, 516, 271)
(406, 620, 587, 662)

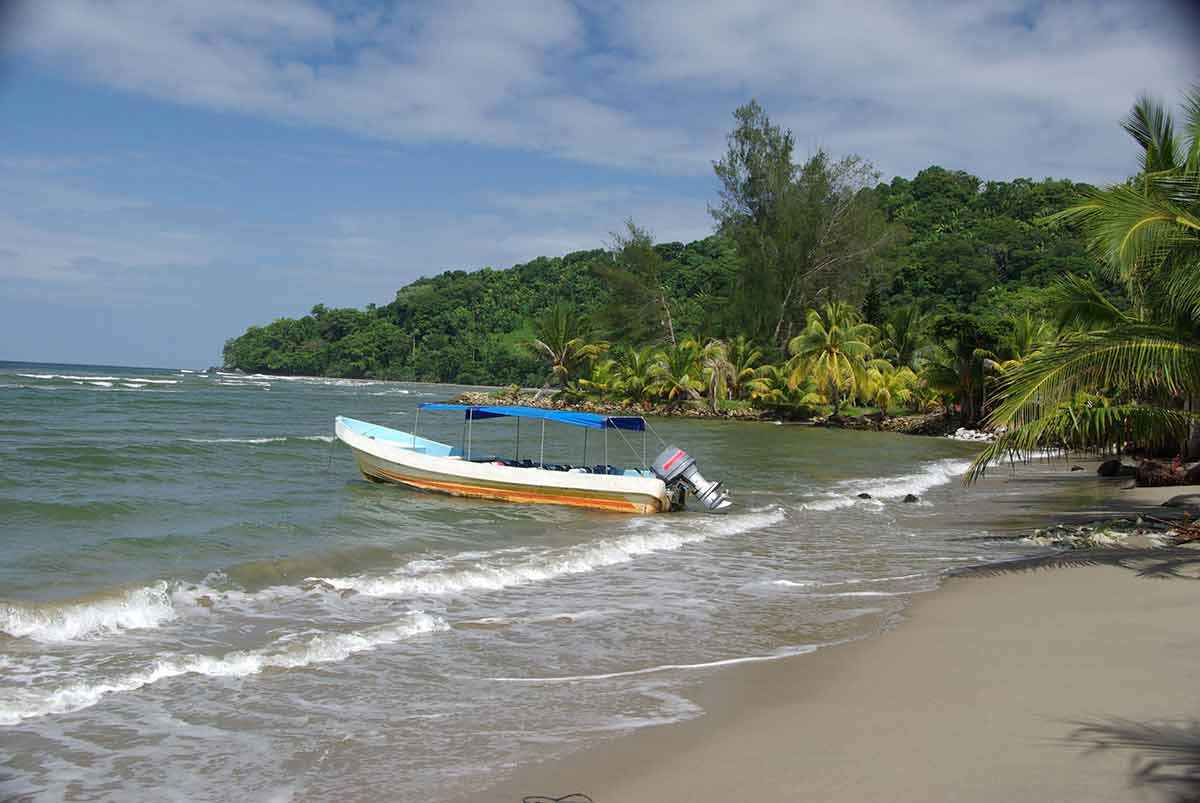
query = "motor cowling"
(652, 445, 732, 513)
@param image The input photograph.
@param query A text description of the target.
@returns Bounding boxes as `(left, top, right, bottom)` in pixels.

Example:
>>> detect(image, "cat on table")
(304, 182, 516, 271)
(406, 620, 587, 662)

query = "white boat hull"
(335, 417, 671, 514)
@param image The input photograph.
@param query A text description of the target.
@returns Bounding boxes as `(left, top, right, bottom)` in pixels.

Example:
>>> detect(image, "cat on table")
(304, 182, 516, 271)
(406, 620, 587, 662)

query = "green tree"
(651, 340, 705, 405)
(712, 100, 892, 348)
(970, 87, 1200, 477)
(786, 301, 877, 416)
(920, 314, 998, 426)
(725, 335, 764, 399)
(527, 303, 609, 391)
(595, 219, 677, 345)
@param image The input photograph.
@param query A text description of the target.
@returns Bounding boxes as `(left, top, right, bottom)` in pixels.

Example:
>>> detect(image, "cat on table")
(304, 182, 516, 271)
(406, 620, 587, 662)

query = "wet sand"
(479, 482, 1200, 803)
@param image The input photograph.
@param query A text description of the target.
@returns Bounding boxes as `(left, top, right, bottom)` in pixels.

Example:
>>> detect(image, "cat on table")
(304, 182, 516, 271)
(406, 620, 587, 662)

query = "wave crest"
(1, 583, 179, 642)
(0, 613, 446, 725)
(312, 508, 786, 598)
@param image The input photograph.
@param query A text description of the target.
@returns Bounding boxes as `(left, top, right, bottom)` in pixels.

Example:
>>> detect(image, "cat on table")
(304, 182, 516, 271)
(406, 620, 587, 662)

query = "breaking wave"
(312, 508, 786, 597)
(183, 435, 334, 445)
(801, 458, 972, 511)
(0, 613, 446, 725)
(1, 583, 180, 642)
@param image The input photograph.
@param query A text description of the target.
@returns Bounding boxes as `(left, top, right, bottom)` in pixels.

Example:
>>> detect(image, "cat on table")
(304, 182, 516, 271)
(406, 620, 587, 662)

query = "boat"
(334, 404, 732, 514)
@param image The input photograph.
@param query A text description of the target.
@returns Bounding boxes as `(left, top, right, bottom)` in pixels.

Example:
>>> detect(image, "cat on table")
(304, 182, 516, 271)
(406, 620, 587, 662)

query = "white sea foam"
(17, 374, 120, 381)
(183, 435, 333, 445)
(490, 643, 823, 683)
(825, 572, 928, 586)
(313, 508, 786, 598)
(126, 378, 178, 385)
(88, 381, 113, 388)
(801, 458, 972, 511)
(121, 383, 147, 389)
(806, 591, 902, 598)
(0, 583, 179, 642)
(0, 613, 446, 725)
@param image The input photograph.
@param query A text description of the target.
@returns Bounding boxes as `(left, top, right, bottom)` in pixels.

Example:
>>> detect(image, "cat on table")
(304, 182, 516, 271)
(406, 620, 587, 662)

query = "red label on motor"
(662, 449, 686, 472)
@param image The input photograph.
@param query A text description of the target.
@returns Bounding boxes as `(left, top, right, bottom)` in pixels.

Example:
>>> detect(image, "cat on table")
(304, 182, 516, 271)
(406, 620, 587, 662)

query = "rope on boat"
(643, 418, 667, 447)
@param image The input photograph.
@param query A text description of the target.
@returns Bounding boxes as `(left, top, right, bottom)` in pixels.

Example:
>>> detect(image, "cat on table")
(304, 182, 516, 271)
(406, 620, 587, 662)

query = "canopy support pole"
(642, 428, 646, 471)
(583, 429, 588, 467)
(604, 427, 609, 472)
(466, 409, 473, 460)
(539, 420, 546, 467)
(515, 417, 520, 462)
(413, 406, 420, 447)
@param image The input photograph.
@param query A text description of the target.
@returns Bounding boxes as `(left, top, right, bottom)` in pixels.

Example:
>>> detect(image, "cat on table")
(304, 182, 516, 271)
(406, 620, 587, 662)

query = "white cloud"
(8, 1, 1197, 181)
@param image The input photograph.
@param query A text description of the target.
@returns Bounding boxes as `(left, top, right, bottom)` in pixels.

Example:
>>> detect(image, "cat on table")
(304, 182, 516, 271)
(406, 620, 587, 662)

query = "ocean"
(0, 360, 1098, 801)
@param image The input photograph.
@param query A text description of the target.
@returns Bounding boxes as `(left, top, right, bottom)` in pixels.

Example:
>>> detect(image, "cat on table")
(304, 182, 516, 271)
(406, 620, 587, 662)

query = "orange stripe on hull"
(365, 466, 652, 513)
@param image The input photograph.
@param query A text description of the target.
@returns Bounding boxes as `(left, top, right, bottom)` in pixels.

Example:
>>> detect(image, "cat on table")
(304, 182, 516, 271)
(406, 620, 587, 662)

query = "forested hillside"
(223, 166, 1093, 387)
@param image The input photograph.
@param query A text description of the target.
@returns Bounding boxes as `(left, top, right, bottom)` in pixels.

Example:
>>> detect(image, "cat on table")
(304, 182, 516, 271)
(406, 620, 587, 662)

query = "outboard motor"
(652, 445, 732, 513)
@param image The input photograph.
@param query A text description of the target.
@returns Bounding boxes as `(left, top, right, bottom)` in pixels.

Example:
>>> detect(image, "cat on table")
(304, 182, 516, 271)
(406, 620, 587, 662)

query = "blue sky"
(1, 1, 1197, 368)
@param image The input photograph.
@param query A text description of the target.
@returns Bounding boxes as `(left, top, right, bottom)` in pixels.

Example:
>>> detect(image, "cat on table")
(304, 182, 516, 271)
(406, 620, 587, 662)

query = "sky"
(1, 1, 1198, 368)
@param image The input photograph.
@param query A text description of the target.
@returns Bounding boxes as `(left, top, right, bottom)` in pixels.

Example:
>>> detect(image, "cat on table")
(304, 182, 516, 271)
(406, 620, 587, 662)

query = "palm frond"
(987, 329, 1200, 430)
(966, 403, 1193, 482)
(1122, 93, 1180, 174)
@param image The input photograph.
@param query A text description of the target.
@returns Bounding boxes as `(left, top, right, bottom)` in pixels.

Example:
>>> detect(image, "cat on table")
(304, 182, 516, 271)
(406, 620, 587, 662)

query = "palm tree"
(747, 363, 825, 408)
(864, 361, 918, 414)
(698, 338, 733, 413)
(968, 87, 1200, 480)
(921, 337, 995, 425)
(651, 340, 704, 406)
(577, 358, 620, 399)
(527, 303, 609, 393)
(877, 305, 929, 369)
(611, 345, 658, 406)
(786, 301, 877, 416)
(997, 312, 1052, 371)
(726, 335, 764, 399)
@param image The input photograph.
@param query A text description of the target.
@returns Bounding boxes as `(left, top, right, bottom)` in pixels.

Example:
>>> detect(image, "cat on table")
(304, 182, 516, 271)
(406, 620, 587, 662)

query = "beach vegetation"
(969, 86, 1200, 479)
(223, 97, 1115, 426)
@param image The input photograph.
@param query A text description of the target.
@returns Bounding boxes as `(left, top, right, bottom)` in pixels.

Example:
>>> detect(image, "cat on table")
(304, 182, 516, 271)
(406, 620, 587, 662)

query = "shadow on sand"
(1068, 718, 1200, 803)
(955, 547, 1200, 800)
(953, 547, 1200, 581)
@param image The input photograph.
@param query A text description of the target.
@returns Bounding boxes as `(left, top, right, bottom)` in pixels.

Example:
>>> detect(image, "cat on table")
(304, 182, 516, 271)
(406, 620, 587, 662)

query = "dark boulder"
(1135, 459, 1185, 488)
(857, 493, 873, 499)
(1097, 459, 1124, 477)
(1070, 465, 1085, 472)
(902, 494, 919, 503)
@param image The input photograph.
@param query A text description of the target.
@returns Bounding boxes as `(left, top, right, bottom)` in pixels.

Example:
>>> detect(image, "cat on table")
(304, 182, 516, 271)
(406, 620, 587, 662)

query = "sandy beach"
(480, 484, 1200, 803)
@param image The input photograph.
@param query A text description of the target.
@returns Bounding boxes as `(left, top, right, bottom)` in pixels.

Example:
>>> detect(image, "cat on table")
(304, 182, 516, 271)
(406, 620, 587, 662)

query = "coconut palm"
(997, 312, 1052, 371)
(611, 345, 658, 406)
(747, 363, 824, 408)
(651, 340, 704, 405)
(577, 358, 620, 398)
(786, 301, 877, 416)
(527, 303, 609, 392)
(864, 361, 919, 414)
(726, 335, 764, 399)
(877, 305, 929, 369)
(968, 87, 1200, 479)
(698, 338, 733, 413)
(921, 337, 996, 425)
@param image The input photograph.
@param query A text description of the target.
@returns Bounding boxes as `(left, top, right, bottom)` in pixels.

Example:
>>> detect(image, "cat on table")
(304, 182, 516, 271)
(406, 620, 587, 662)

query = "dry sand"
(476, 481, 1200, 802)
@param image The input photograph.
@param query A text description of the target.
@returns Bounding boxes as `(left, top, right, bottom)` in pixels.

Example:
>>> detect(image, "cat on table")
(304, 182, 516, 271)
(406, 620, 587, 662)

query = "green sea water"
(0, 360, 1099, 801)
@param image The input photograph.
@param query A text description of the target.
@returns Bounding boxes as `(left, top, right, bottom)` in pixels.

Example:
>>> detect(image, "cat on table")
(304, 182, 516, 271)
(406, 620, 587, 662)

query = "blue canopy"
(419, 403, 645, 432)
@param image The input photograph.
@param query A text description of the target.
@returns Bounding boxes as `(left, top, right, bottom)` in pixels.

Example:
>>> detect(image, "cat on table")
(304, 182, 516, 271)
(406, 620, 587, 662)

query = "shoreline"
(469, 483, 1200, 803)
(447, 388, 961, 434)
